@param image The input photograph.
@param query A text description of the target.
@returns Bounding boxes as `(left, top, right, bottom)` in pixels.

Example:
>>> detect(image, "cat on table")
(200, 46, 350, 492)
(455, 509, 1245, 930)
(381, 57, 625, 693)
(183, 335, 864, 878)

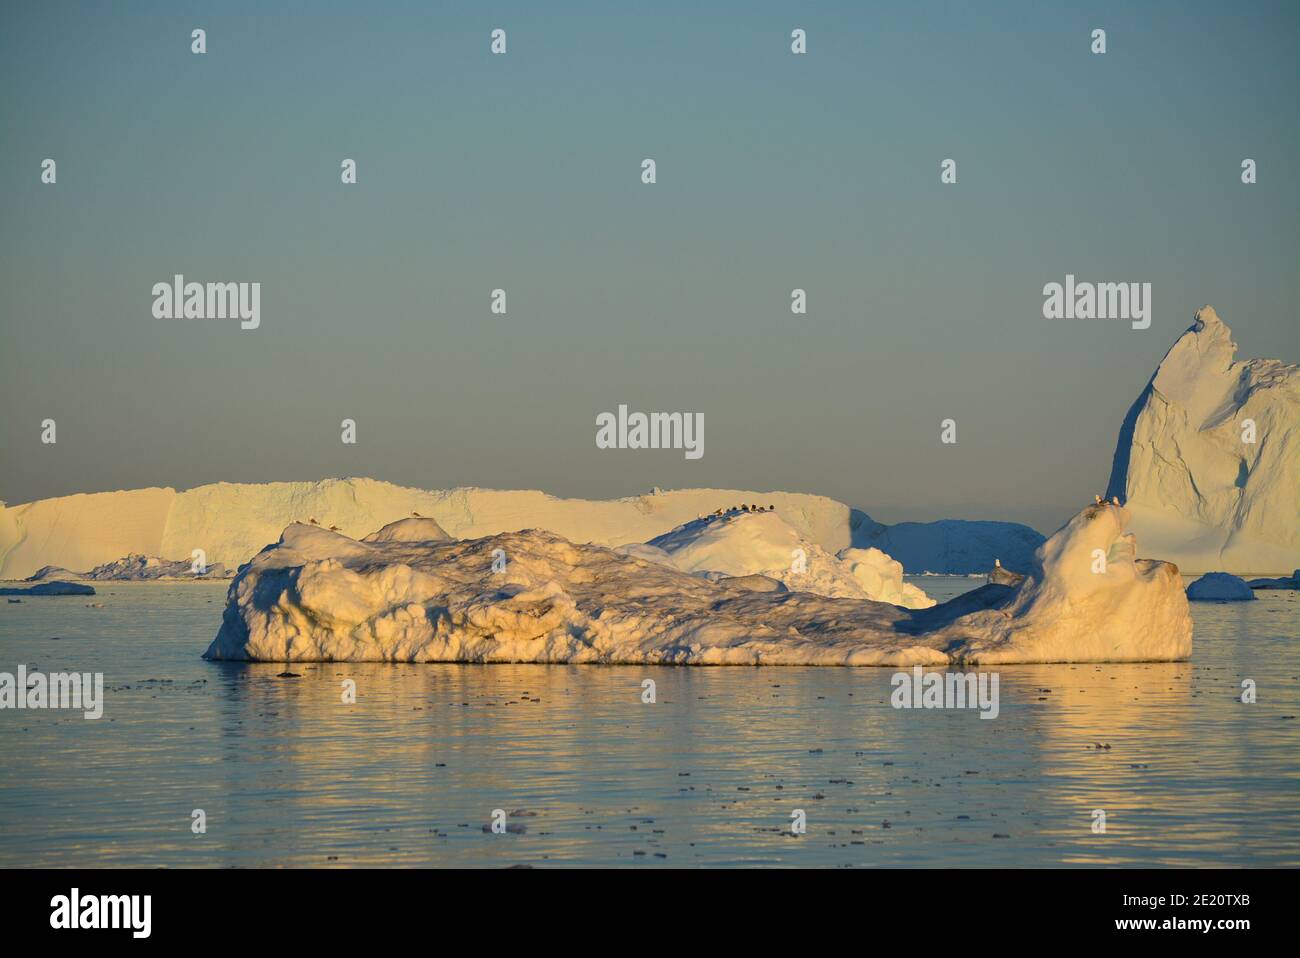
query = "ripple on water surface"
(0, 579, 1297, 866)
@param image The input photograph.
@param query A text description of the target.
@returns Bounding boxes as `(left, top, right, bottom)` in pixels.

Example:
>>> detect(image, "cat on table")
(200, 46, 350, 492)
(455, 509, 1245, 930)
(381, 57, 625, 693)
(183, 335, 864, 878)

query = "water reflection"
(0, 580, 1296, 866)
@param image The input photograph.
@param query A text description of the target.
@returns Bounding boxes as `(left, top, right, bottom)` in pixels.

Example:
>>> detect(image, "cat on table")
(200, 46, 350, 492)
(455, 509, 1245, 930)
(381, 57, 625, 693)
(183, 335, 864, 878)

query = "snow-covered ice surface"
(644, 509, 933, 607)
(1107, 306, 1299, 575)
(836, 548, 935, 608)
(205, 502, 1191, 666)
(1186, 572, 1256, 601)
(361, 516, 452, 543)
(23, 566, 85, 582)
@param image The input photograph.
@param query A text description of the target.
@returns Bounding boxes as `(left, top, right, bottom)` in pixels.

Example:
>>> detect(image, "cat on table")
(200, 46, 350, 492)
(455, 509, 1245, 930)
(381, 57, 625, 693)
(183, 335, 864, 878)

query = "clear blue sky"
(2, 0, 1297, 532)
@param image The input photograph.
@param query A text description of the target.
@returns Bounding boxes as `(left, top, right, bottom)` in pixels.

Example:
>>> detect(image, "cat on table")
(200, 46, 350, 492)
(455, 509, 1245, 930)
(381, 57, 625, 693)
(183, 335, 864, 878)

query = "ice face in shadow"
(204, 503, 1191, 666)
(1186, 572, 1256, 601)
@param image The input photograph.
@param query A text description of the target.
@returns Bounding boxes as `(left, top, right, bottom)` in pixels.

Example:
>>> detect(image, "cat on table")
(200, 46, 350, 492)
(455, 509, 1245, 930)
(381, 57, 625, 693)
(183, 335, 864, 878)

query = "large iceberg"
(204, 502, 1191, 666)
(1106, 306, 1299, 574)
(0, 481, 858, 580)
(0, 479, 1045, 585)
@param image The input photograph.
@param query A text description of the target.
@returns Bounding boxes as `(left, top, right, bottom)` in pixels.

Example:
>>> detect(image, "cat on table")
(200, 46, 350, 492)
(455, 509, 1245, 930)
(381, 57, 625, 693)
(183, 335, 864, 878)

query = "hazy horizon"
(3, 1, 1298, 535)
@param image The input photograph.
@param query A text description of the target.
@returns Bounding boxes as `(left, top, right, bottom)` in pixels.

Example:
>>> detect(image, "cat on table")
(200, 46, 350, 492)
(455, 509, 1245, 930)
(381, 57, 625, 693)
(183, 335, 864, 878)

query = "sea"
(1, 577, 1297, 867)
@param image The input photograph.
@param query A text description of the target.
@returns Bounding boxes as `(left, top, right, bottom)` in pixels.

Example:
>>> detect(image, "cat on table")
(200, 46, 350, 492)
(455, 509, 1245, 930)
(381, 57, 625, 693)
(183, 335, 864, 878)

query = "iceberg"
(646, 508, 933, 607)
(0, 481, 858, 581)
(24, 566, 85, 582)
(0, 581, 96, 596)
(204, 502, 1191, 666)
(1186, 572, 1256, 601)
(1106, 306, 1299, 574)
(1246, 570, 1299, 590)
(81, 553, 230, 581)
(0, 479, 1042, 587)
(858, 519, 1045, 575)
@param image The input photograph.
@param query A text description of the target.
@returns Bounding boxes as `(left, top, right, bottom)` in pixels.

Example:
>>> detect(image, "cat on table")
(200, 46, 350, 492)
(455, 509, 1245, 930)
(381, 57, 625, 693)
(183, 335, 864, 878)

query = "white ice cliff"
(0, 481, 1035, 584)
(1107, 306, 1299, 574)
(0, 482, 855, 580)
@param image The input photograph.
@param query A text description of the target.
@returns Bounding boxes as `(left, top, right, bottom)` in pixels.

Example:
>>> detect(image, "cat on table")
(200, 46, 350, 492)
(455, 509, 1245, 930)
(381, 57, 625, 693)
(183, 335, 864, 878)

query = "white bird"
(1094, 495, 1102, 505)
(1111, 496, 1120, 506)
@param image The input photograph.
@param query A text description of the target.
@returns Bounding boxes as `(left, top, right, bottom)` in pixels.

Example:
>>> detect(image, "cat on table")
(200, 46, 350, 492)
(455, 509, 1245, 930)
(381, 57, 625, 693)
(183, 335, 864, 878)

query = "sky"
(1, 0, 1297, 533)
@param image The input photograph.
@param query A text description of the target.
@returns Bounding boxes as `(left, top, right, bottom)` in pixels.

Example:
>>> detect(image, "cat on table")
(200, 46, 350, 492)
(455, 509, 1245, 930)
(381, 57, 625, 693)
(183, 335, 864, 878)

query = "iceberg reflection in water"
(0, 580, 1296, 867)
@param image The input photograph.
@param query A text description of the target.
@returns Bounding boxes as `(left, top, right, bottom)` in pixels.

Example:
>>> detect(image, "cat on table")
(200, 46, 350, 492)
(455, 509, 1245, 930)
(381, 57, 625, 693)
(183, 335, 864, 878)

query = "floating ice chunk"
(0, 580, 96, 596)
(205, 503, 1191, 666)
(1186, 572, 1256, 601)
(1246, 569, 1299, 590)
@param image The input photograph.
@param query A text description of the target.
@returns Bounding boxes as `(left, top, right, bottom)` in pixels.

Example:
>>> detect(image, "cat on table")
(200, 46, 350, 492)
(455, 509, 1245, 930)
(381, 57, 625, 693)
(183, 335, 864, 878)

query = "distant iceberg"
(856, 518, 1045, 575)
(1246, 570, 1299, 591)
(0, 481, 861, 580)
(0, 580, 95, 596)
(80, 554, 230, 580)
(0, 480, 1044, 585)
(1186, 572, 1256, 601)
(205, 502, 1191, 666)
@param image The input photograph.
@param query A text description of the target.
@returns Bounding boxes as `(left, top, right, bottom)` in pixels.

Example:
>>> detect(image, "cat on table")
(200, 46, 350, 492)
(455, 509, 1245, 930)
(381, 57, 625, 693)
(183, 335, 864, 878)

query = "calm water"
(1, 578, 1297, 867)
